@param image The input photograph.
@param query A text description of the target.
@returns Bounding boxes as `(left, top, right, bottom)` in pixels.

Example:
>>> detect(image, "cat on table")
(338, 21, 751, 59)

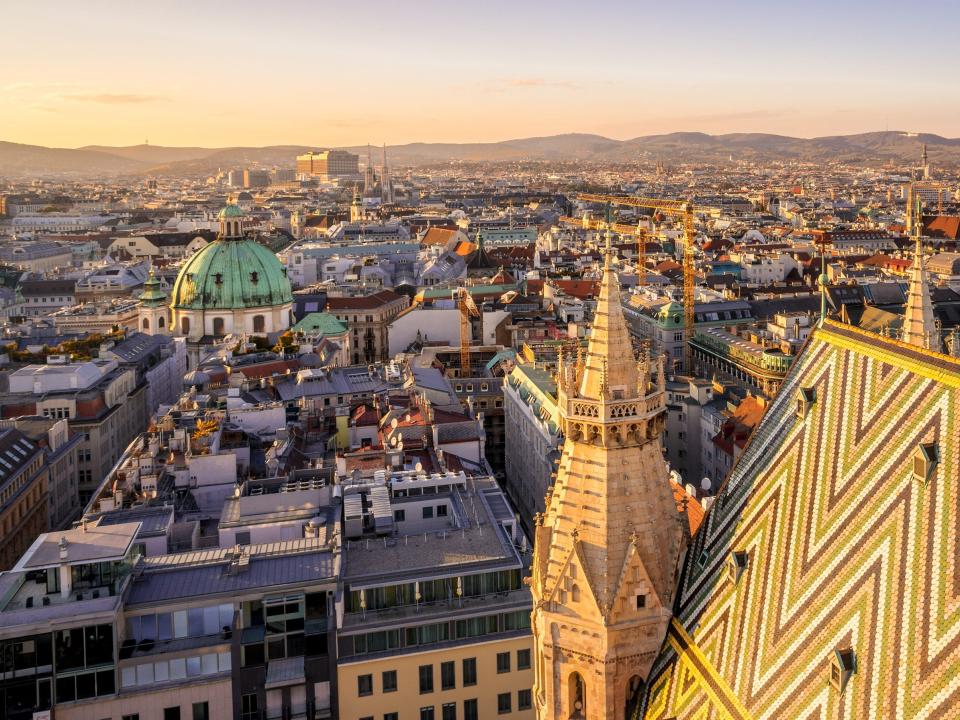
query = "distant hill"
(2, 131, 959, 177)
(0, 141, 146, 176)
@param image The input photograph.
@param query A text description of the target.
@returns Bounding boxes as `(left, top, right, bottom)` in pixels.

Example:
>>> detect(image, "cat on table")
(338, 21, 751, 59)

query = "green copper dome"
(170, 237, 292, 311)
(657, 300, 685, 328)
(219, 204, 244, 219)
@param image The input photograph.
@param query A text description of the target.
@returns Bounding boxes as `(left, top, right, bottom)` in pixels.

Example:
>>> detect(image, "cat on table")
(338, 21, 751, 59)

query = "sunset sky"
(3, 0, 960, 148)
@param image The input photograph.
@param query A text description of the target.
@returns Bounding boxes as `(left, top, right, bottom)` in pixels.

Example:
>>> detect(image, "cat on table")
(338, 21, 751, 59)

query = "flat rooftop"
(14, 521, 141, 571)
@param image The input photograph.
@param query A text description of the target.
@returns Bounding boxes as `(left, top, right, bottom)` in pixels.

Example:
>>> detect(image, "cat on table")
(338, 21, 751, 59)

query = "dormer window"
(796, 386, 816, 419)
(250, 271, 259, 284)
(213, 273, 223, 286)
(914, 443, 939, 484)
(727, 550, 748, 585)
(829, 648, 856, 695)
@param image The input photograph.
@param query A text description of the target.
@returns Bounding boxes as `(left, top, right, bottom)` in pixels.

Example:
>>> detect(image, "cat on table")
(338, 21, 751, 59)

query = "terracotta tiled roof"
(325, 290, 405, 310)
(669, 479, 705, 535)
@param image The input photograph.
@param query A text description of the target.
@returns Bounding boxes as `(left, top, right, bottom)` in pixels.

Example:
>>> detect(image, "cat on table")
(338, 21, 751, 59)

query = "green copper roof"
(139, 270, 168, 305)
(219, 204, 244, 219)
(292, 312, 347, 336)
(656, 300, 685, 328)
(170, 237, 292, 311)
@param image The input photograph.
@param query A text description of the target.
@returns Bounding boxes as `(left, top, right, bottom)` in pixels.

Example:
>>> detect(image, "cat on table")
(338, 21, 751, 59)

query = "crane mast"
(577, 193, 707, 372)
(452, 287, 480, 375)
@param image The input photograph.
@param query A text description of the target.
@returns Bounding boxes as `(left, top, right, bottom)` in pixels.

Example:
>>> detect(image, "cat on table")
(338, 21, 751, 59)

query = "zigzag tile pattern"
(643, 321, 960, 720)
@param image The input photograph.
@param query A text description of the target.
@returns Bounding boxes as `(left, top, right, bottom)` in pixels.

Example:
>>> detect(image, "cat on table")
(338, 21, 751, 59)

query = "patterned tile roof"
(644, 319, 960, 719)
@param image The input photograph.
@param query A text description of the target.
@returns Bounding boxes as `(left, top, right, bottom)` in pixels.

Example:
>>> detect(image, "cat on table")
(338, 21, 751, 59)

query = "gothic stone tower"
(530, 239, 687, 720)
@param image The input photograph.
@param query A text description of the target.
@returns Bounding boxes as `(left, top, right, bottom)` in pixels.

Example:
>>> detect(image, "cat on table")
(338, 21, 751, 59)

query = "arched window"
(142, 318, 150, 330)
(213, 317, 225, 336)
(253, 315, 265, 333)
(158, 316, 165, 328)
(571, 584, 580, 603)
(181, 316, 190, 335)
(568, 672, 586, 719)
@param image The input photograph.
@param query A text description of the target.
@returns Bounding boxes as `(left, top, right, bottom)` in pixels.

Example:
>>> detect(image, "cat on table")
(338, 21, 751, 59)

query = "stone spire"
(578, 232, 640, 399)
(902, 200, 940, 352)
(531, 229, 687, 720)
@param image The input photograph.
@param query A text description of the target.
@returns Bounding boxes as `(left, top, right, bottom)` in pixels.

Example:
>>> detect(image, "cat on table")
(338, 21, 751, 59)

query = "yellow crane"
(452, 287, 480, 375)
(557, 215, 651, 286)
(577, 193, 712, 371)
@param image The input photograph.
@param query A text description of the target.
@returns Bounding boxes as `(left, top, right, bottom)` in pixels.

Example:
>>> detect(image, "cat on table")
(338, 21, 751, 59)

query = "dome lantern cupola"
(218, 203, 245, 239)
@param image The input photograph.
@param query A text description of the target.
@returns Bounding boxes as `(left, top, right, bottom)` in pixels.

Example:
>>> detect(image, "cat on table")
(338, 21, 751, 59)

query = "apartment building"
(0, 429, 48, 571)
(1, 357, 148, 505)
(325, 291, 409, 364)
(335, 471, 533, 720)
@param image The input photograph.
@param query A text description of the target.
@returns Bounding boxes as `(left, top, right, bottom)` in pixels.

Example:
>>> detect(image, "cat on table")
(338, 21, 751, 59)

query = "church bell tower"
(530, 234, 688, 720)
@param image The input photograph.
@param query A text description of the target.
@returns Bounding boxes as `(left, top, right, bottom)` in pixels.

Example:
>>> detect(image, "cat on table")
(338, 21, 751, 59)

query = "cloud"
(62, 93, 166, 105)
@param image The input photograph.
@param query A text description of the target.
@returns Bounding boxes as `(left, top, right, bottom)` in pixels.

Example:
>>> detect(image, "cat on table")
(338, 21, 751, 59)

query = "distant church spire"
(902, 196, 940, 352)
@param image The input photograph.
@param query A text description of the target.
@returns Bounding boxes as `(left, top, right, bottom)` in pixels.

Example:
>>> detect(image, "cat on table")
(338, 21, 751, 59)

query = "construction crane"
(452, 287, 480, 375)
(577, 193, 713, 372)
(557, 215, 650, 286)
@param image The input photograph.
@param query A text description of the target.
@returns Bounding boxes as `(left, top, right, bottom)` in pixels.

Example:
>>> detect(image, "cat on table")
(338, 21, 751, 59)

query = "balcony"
(340, 587, 531, 631)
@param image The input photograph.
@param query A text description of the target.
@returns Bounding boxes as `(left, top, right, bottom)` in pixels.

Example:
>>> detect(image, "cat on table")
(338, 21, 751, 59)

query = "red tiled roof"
(422, 227, 459, 246)
(551, 279, 600, 299)
(326, 290, 405, 310)
(669, 480, 705, 535)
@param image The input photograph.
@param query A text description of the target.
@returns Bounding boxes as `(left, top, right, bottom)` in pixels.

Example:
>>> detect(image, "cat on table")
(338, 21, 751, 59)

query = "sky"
(3, 0, 960, 148)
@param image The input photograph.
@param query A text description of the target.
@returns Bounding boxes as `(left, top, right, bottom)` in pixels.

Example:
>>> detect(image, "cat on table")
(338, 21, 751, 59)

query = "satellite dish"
(415, 462, 423, 472)
(701, 477, 712, 491)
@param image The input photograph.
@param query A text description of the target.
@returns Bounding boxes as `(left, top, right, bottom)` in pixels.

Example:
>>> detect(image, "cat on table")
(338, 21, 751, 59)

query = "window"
(143, 317, 150, 330)
(419, 664, 434, 694)
(213, 317, 225, 335)
(497, 692, 512, 714)
(420, 707, 435, 720)
(394, 509, 405, 522)
(385, 714, 399, 720)
(192, 702, 210, 720)
(463, 699, 478, 720)
(123, 715, 140, 720)
(636, 594, 646, 609)
(517, 648, 531, 670)
(382, 669, 398, 693)
(496, 651, 511, 674)
(727, 551, 749, 585)
(441, 660, 456, 690)
(358, 673, 374, 696)
(442, 703, 457, 720)
(240, 694, 259, 720)
(164, 709, 181, 720)
(462, 657, 477, 686)
(518, 689, 532, 710)
(181, 317, 190, 335)
(829, 648, 857, 694)
(253, 315, 265, 333)
(437, 505, 448, 517)
(423, 506, 434, 519)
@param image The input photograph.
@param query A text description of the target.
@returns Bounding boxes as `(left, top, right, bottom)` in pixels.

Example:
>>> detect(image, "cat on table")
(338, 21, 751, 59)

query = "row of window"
(393, 504, 448, 522)
(361, 692, 531, 720)
(120, 651, 230, 688)
(358, 650, 532, 698)
(122, 702, 209, 720)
